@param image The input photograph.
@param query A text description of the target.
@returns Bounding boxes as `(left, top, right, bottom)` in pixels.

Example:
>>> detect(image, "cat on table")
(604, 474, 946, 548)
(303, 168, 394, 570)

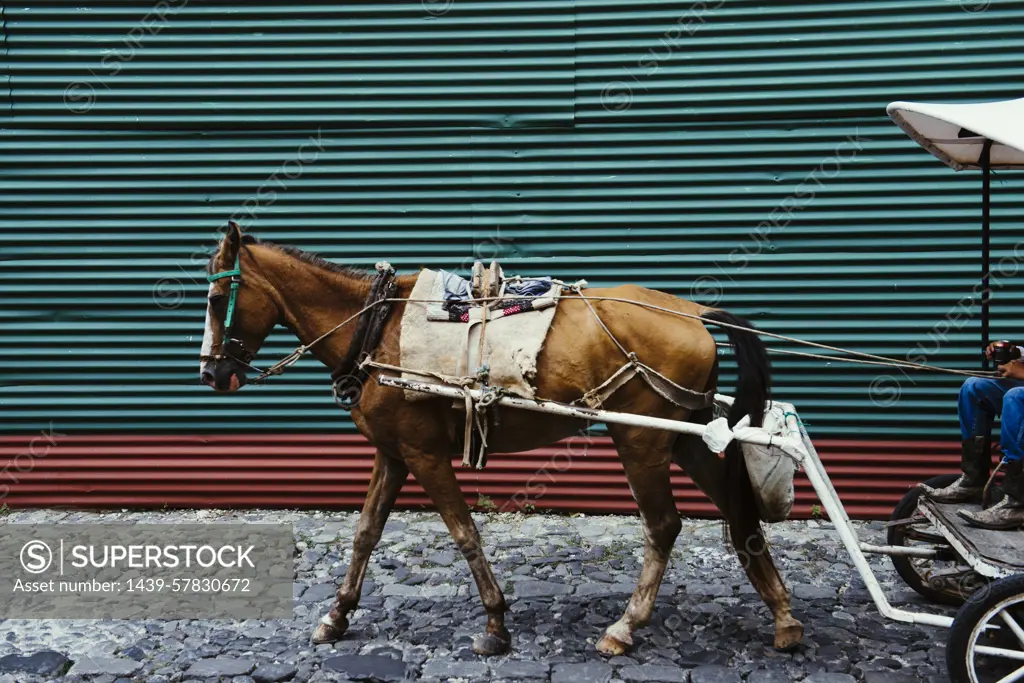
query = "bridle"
(200, 252, 258, 370)
(198, 249, 397, 388)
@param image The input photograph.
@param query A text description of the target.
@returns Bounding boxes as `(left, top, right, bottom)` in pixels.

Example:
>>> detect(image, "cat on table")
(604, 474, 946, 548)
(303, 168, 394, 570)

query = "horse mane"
(206, 234, 374, 280)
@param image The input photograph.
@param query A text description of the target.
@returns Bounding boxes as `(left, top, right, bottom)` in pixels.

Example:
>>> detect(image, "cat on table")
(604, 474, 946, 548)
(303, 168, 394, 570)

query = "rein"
(216, 275, 999, 386)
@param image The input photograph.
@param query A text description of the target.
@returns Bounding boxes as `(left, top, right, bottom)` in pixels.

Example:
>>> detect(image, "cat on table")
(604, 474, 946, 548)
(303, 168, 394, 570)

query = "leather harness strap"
(578, 353, 716, 411)
(331, 262, 398, 410)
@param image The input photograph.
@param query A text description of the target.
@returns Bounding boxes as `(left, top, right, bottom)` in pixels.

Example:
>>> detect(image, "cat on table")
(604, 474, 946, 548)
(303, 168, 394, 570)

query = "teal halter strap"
(207, 253, 241, 346)
(202, 251, 259, 371)
(207, 258, 240, 281)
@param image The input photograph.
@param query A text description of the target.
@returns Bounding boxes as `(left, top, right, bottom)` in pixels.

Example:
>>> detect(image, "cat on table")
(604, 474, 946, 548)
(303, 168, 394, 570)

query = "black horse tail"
(702, 309, 771, 429)
(702, 309, 779, 576)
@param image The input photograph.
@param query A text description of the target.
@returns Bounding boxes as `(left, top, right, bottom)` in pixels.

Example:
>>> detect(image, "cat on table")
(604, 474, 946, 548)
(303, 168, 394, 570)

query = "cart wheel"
(947, 574, 1024, 683)
(888, 474, 976, 606)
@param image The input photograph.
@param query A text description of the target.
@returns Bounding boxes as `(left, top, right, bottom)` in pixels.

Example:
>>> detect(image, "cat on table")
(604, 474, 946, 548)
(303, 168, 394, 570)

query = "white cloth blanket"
(399, 268, 562, 401)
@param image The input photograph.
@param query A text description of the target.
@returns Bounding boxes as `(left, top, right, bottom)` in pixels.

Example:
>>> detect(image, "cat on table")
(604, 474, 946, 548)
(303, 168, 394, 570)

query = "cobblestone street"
(0, 509, 952, 682)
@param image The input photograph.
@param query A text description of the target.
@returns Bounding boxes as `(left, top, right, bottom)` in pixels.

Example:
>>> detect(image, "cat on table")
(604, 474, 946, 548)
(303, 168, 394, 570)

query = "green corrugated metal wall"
(2, 0, 1024, 439)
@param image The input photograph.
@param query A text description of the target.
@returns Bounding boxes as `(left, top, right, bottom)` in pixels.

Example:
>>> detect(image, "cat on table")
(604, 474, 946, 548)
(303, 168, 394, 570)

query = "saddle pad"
(399, 269, 562, 401)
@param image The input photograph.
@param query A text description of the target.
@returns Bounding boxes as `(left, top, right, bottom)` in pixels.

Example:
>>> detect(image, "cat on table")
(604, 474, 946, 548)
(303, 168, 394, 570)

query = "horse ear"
(212, 220, 242, 270)
(220, 219, 244, 262)
(227, 220, 243, 246)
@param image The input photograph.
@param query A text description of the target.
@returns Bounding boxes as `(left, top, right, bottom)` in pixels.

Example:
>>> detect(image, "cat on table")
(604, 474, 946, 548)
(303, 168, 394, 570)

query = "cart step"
(919, 499, 1024, 578)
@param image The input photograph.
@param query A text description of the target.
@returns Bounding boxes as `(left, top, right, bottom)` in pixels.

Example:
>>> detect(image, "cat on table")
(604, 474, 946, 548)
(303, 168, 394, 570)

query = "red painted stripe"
(0, 435, 961, 519)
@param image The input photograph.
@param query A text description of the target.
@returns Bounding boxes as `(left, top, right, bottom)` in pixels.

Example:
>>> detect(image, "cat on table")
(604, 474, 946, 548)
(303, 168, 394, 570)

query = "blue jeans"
(959, 377, 1024, 462)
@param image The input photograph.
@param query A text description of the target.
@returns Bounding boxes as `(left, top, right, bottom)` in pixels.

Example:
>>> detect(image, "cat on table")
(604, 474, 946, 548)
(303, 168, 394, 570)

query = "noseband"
(201, 253, 257, 369)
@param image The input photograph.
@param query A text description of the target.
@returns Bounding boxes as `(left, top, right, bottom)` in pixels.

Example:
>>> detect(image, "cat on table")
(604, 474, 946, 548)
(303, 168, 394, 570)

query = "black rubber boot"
(958, 459, 1024, 530)
(920, 436, 990, 503)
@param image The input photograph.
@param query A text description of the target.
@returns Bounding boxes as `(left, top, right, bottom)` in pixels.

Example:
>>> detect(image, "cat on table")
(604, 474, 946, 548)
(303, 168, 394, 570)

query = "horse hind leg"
(312, 450, 408, 645)
(673, 432, 803, 651)
(596, 426, 682, 657)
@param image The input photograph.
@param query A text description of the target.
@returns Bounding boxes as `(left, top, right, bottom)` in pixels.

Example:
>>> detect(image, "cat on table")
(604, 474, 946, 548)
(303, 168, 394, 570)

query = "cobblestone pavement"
(0, 509, 953, 682)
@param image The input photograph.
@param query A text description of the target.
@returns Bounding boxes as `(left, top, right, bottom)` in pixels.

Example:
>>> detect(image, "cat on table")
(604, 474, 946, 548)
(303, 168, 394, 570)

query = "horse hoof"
(472, 631, 510, 656)
(311, 618, 348, 645)
(596, 634, 630, 657)
(773, 617, 803, 651)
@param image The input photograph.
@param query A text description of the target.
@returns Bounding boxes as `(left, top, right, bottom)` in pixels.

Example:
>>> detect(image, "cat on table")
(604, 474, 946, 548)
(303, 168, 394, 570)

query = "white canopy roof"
(887, 98, 1024, 171)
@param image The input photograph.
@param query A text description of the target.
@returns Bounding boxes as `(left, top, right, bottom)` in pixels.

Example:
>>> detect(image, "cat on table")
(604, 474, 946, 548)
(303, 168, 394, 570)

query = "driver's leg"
(922, 376, 1005, 502)
(959, 387, 1024, 529)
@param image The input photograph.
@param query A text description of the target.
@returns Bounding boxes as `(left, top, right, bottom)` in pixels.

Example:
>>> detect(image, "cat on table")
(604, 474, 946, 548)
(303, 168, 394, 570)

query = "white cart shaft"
(379, 374, 956, 631)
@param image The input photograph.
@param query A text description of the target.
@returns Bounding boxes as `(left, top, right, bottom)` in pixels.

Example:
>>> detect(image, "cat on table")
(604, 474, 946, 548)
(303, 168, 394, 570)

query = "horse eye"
(208, 294, 227, 313)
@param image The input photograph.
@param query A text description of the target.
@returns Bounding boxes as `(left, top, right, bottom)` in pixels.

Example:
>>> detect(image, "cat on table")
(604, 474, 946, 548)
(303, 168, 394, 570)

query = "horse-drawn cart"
(382, 98, 1024, 683)
(200, 97, 1023, 682)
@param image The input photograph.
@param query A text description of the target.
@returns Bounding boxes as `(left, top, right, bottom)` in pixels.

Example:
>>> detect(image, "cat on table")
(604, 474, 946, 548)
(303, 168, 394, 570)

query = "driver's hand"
(986, 342, 1023, 360)
(999, 359, 1024, 380)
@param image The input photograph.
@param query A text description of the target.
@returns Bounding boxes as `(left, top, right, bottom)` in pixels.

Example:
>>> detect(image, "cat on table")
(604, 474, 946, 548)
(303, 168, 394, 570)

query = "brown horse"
(199, 224, 803, 657)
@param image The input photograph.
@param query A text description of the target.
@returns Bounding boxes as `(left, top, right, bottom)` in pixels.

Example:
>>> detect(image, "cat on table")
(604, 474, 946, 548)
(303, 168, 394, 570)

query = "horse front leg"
(404, 449, 510, 655)
(673, 433, 803, 651)
(312, 450, 408, 644)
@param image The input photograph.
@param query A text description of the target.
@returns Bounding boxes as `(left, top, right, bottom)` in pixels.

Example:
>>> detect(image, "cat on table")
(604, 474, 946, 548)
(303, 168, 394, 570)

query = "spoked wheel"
(888, 474, 982, 605)
(948, 574, 1024, 683)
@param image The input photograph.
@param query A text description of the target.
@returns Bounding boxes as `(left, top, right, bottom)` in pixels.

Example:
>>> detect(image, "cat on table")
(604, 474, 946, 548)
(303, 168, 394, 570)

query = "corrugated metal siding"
(575, 1, 1024, 123)
(0, 435, 962, 520)
(5, 2, 575, 128)
(1, 5, 10, 117)
(2, 1, 1024, 513)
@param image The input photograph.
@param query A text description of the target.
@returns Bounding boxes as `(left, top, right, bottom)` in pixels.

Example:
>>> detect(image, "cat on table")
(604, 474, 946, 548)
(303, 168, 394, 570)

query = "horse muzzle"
(201, 360, 248, 392)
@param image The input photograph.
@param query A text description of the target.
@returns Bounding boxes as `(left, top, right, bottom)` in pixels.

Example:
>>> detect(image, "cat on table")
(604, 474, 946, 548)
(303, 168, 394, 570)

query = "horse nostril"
(201, 369, 216, 387)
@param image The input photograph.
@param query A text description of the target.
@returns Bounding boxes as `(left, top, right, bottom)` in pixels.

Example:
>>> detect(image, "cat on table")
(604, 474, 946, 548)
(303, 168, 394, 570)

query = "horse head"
(199, 221, 280, 392)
